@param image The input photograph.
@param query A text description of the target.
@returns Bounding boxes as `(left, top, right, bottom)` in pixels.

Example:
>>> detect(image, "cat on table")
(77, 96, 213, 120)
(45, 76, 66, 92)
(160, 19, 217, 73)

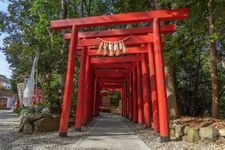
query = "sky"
(0, 0, 11, 79)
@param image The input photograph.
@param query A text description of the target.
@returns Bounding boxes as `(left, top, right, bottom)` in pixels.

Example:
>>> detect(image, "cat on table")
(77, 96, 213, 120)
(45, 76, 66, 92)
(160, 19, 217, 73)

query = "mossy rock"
(23, 123, 33, 134)
(41, 112, 54, 119)
(33, 118, 59, 132)
(175, 124, 185, 139)
(199, 127, 219, 142)
(184, 126, 190, 135)
(187, 128, 200, 143)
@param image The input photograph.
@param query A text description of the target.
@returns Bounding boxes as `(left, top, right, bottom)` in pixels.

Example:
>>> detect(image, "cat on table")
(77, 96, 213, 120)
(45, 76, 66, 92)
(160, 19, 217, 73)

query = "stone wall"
(170, 123, 225, 143)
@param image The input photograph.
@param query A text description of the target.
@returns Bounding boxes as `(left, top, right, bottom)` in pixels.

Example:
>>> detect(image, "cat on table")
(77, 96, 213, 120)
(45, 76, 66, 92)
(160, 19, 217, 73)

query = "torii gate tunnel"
(51, 8, 190, 142)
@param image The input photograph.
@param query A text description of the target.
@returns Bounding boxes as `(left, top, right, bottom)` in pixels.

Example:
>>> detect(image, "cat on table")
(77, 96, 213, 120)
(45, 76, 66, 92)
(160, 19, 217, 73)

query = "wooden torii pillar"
(51, 8, 190, 142)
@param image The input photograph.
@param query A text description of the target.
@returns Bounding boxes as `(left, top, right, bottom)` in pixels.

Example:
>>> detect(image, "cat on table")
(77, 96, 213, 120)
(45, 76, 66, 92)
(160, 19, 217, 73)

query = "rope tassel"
(96, 36, 131, 56)
(97, 41, 103, 54)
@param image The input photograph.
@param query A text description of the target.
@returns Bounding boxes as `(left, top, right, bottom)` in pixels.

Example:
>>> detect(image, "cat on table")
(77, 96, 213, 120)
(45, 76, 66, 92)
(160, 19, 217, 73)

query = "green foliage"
(0, 74, 10, 83)
(109, 91, 121, 107)
(161, 0, 225, 117)
(20, 106, 36, 116)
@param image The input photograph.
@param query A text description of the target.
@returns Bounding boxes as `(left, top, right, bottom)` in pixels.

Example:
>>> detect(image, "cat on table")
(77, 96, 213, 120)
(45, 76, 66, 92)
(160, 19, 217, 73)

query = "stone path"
(75, 113, 150, 150)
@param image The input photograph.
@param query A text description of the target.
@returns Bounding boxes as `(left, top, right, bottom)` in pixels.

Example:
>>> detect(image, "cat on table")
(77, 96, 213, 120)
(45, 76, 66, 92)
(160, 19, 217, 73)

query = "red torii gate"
(92, 57, 141, 123)
(51, 8, 189, 142)
(92, 56, 149, 125)
(85, 55, 152, 131)
(93, 63, 134, 120)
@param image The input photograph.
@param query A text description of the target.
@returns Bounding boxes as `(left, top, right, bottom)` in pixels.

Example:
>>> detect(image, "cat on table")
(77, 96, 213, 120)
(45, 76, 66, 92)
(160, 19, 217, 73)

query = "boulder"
(182, 135, 187, 141)
(219, 128, 225, 137)
(199, 127, 219, 142)
(187, 128, 200, 143)
(41, 112, 54, 119)
(175, 125, 185, 139)
(19, 117, 31, 132)
(170, 128, 175, 137)
(26, 114, 41, 122)
(184, 126, 190, 135)
(33, 118, 59, 132)
(23, 123, 33, 134)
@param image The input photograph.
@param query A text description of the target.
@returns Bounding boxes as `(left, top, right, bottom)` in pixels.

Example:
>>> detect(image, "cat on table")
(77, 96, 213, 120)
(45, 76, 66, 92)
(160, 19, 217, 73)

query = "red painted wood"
(99, 79, 125, 83)
(132, 68, 138, 123)
(93, 77, 98, 117)
(78, 35, 153, 47)
(101, 85, 123, 88)
(95, 69, 132, 74)
(128, 73, 133, 120)
(123, 83, 127, 117)
(91, 56, 141, 64)
(121, 88, 124, 116)
(97, 76, 127, 80)
(101, 88, 122, 91)
(75, 47, 87, 129)
(64, 24, 176, 39)
(100, 83, 123, 87)
(86, 68, 92, 121)
(147, 43, 159, 133)
(137, 60, 143, 124)
(153, 18, 169, 140)
(88, 69, 95, 121)
(100, 83, 124, 86)
(97, 77, 127, 80)
(124, 83, 128, 118)
(96, 86, 100, 116)
(59, 25, 78, 135)
(141, 53, 151, 127)
(93, 63, 135, 69)
(51, 8, 189, 29)
(99, 80, 123, 84)
(100, 82, 124, 86)
(95, 73, 127, 77)
(82, 55, 91, 125)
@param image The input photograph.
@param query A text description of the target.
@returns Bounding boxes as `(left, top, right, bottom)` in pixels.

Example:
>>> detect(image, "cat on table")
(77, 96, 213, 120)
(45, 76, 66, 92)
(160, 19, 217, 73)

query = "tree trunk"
(59, 0, 67, 100)
(208, 0, 219, 118)
(165, 66, 179, 118)
(151, 0, 179, 118)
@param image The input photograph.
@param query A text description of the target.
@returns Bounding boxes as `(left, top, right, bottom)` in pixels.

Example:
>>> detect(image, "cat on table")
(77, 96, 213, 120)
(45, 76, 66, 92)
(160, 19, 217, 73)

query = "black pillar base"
(59, 132, 67, 137)
(75, 128, 82, 131)
(160, 136, 170, 142)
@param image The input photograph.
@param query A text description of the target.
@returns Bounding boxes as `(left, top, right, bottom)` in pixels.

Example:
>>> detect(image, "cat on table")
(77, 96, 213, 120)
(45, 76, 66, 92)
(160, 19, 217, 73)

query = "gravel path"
(1, 110, 225, 150)
(0, 110, 95, 150)
(123, 118, 225, 150)
(74, 113, 150, 150)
